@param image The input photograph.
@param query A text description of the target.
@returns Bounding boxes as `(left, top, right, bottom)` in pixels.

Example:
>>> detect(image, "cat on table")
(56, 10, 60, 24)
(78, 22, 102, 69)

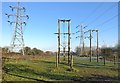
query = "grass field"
(2, 55, 119, 82)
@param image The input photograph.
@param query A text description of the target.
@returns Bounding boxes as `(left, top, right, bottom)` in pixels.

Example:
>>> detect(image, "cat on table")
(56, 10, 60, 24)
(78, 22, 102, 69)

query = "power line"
(94, 13, 118, 28)
(82, 2, 104, 23)
(87, 3, 117, 26)
(98, 26, 117, 42)
(99, 25, 117, 34)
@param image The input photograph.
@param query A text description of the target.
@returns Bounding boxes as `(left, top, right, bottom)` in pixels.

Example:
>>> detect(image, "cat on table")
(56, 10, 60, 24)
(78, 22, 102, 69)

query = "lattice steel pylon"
(76, 24, 87, 56)
(5, 2, 29, 55)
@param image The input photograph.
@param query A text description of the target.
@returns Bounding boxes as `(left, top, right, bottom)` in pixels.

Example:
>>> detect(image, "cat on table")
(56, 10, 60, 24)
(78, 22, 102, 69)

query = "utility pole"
(90, 30, 92, 62)
(114, 56, 116, 65)
(97, 30, 99, 62)
(104, 56, 106, 66)
(5, 2, 29, 55)
(92, 29, 99, 62)
(58, 19, 60, 63)
(56, 52, 58, 68)
(68, 20, 71, 65)
(84, 29, 93, 62)
(55, 19, 72, 69)
(70, 51, 73, 70)
(76, 24, 87, 56)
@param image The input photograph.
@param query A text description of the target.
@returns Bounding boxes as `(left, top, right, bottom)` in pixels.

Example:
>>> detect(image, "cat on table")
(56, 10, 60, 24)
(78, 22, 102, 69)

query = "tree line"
(1, 44, 119, 58)
(1, 46, 55, 56)
(74, 45, 118, 58)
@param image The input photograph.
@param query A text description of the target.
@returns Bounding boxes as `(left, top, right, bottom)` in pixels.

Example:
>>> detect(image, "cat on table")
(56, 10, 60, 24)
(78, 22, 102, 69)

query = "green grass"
(3, 55, 119, 81)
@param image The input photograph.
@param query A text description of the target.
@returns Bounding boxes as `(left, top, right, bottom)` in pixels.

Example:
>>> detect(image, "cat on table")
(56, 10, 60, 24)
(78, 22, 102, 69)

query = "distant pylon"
(76, 24, 87, 56)
(5, 2, 29, 55)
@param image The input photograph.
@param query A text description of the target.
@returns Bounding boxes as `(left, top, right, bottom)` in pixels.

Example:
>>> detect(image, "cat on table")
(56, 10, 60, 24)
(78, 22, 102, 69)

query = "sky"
(1, 2, 118, 52)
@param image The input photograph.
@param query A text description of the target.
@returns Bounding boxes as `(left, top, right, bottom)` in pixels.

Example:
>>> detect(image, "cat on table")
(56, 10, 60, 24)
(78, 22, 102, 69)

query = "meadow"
(2, 55, 119, 82)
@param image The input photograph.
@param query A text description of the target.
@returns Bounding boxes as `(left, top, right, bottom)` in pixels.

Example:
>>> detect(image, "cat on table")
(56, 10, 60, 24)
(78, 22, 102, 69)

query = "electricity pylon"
(76, 24, 87, 56)
(5, 2, 29, 55)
